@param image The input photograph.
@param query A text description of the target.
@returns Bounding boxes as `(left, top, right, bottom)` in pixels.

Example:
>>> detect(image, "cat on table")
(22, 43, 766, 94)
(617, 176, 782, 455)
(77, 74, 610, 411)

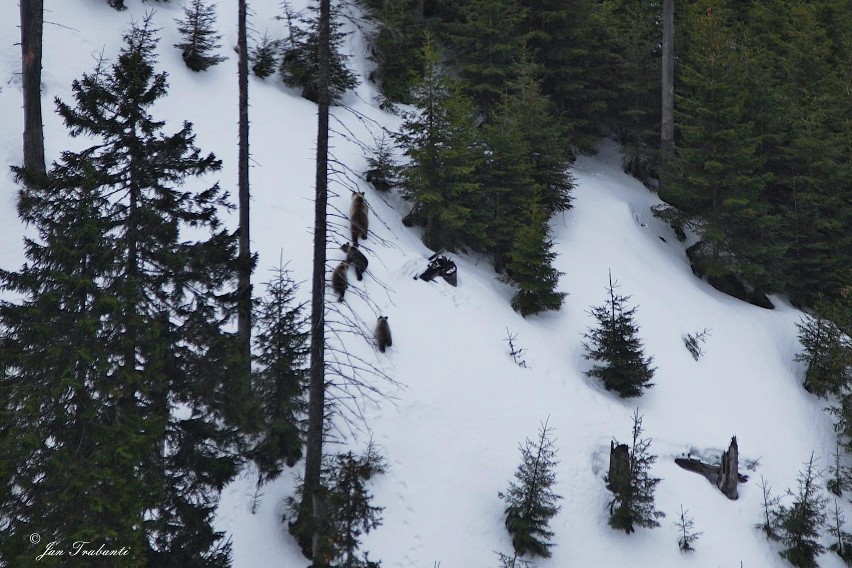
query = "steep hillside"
(0, 1, 844, 567)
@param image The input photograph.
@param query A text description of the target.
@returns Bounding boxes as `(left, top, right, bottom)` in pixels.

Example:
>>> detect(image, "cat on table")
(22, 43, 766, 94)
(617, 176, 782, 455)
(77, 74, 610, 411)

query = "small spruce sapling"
(607, 409, 664, 533)
(828, 500, 852, 565)
(251, 32, 279, 78)
(174, 0, 227, 71)
(364, 133, 398, 192)
(827, 439, 850, 497)
(683, 328, 712, 361)
(584, 272, 655, 397)
(499, 418, 563, 559)
(776, 454, 827, 568)
(796, 309, 852, 397)
(674, 505, 702, 551)
(505, 328, 528, 368)
(756, 475, 782, 540)
(496, 552, 533, 568)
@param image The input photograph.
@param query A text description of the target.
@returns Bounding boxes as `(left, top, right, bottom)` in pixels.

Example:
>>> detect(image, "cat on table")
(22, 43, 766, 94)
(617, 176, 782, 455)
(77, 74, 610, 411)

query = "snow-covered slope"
(1, 1, 844, 567)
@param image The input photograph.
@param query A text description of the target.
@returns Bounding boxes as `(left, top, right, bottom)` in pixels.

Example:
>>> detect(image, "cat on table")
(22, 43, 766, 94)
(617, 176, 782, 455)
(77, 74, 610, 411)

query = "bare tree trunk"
(237, 0, 251, 373)
(717, 436, 739, 500)
(660, 0, 674, 157)
(299, 0, 332, 563)
(607, 441, 630, 496)
(20, 0, 46, 178)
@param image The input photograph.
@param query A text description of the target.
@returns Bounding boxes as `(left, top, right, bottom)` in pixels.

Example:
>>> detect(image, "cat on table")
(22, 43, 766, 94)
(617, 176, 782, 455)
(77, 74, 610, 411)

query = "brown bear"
(350, 191, 369, 244)
(331, 261, 349, 302)
(340, 243, 368, 281)
(375, 316, 392, 353)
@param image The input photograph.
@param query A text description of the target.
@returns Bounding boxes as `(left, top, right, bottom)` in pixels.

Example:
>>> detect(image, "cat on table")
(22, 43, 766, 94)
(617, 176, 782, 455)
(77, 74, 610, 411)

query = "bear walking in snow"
(341, 243, 368, 281)
(331, 261, 349, 302)
(375, 316, 392, 353)
(350, 191, 369, 244)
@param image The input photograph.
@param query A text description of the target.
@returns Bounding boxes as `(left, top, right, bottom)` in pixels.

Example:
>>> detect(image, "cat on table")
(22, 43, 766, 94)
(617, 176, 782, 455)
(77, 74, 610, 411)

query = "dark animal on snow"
(350, 191, 369, 243)
(341, 243, 368, 281)
(331, 261, 349, 302)
(375, 316, 392, 353)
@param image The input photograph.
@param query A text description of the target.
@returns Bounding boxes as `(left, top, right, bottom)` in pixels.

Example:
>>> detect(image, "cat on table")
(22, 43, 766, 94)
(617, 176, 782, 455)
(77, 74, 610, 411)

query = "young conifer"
(175, 0, 227, 71)
(499, 418, 563, 559)
(674, 505, 702, 551)
(251, 32, 279, 78)
(607, 410, 664, 533)
(775, 454, 828, 568)
(278, 0, 358, 103)
(250, 264, 309, 485)
(584, 272, 655, 397)
(796, 305, 852, 397)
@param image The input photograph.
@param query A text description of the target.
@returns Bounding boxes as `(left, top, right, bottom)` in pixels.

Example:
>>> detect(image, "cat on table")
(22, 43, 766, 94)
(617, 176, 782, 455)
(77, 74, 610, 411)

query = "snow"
(0, 1, 846, 567)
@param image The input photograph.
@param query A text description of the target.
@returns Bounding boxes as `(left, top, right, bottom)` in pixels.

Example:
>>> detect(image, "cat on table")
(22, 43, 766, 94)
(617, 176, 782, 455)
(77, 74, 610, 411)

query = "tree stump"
(608, 442, 630, 495)
(716, 436, 739, 500)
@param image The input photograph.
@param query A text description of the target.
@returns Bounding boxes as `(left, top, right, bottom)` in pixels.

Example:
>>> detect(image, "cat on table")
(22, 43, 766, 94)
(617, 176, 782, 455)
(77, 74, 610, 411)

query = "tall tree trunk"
(237, 0, 251, 374)
(20, 0, 46, 178)
(660, 0, 674, 157)
(300, 0, 332, 563)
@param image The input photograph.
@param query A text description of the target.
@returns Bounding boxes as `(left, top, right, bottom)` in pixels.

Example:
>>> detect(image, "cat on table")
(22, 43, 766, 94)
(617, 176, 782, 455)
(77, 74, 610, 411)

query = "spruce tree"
(356, 0, 424, 105)
(583, 273, 655, 398)
(503, 196, 565, 317)
(775, 454, 827, 568)
(250, 264, 309, 485)
(251, 32, 279, 78)
(439, 0, 528, 111)
(395, 35, 490, 252)
(499, 418, 562, 559)
(288, 445, 387, 567)
(796, 303, 852, 398)
(828, 500, 852, 565)
(279, 0, 358, 104)
(665, 1, 782, 291)
(674, 505, 702, 552)
(175, 0, 227, 72)
(2, 18, 245, 566)
(607, 410, 664, 533)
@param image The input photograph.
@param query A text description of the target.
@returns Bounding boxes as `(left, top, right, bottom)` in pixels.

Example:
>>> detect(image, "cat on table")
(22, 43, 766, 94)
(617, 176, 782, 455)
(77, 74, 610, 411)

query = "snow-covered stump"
(716, 436, 739, 500)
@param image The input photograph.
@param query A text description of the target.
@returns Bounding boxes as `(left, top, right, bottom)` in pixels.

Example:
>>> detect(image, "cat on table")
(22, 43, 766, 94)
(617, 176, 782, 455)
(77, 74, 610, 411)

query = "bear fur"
(375, 316, 392, 353)
(331, 261, 349, 302)
(350, 191, 369, 244)
(340, 243, 368, 281)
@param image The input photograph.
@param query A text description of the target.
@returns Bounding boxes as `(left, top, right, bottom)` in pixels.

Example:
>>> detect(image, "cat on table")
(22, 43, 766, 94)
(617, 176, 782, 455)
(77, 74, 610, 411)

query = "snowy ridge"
(0, 1, 844, 567)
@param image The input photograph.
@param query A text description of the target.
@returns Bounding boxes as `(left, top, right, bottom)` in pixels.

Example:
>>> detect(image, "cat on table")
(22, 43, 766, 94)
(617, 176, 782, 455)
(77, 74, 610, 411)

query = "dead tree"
(20, 0, 46, 178)
(717, 436, 739, 499)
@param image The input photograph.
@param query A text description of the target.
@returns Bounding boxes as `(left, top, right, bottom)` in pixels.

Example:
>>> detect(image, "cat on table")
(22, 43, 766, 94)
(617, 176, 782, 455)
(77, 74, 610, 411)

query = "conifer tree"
(288, 445, 387, 567)
(517, 0, 618, 152)
(175, 0, 227, 71)
(828, 500, 852, 565)
(503, 196, 565, 317)
(395, 35, 489, 252)
(250, 264, 309, 485)
(674, 505, 702, 552)
(499, 418, 562, 559)
(775, 454, 827, 568)
(279, 0, 358, 104)
(664, 1, 782, 291)
(356, 0, 424, 105)
(583, 273, 655, 398)
(796, 304, 852, 398)
(251, 32, 279, 78)
(439, 0, 528, 111)
(607, 410, 664, 533)
(756, 475, 783, 540)
(1, 18, 245, 567)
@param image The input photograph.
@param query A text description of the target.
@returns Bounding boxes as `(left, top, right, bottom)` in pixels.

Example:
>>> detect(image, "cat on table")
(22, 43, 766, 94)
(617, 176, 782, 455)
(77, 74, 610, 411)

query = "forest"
(1, 0, 850, 567)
